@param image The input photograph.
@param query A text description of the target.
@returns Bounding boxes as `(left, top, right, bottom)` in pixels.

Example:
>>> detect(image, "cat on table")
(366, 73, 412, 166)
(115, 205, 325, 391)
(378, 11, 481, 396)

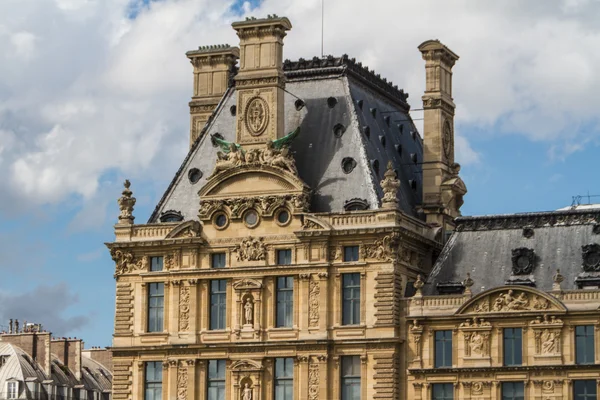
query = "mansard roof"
(149, 55, 423, 222)
(424, 209, 600, 295)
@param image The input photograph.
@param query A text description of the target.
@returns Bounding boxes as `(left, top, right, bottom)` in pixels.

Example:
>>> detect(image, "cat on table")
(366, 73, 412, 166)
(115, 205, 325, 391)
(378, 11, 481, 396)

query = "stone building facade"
(106, 15, 466, 400)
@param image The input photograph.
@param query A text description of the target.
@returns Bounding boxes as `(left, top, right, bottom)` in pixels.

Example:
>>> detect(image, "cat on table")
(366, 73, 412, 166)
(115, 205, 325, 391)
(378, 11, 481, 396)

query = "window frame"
(575, 325, 595, 365)
(277, 249, 292, 265)
(434, 330, 453, 368)
(573, 379, 597, 399)
(340, 355, 361, 400)
(432, 383, 454, 400)
(144, 361, 162, 400)
(343, 246, 359, 262)
(341, 273, 361, 326)
(501, 382, 524, 400)
(150, 256, 164, 272)
(210, 279, 227, 330)
(207, 359, 226, 400)
(147, 282, 164, 333)
(7, 381, 18, 399)
(503, 328, 523, 366)
(211, 253, 226, 269)
(276, 276, 294, 328)
(274, 357, 294, 400)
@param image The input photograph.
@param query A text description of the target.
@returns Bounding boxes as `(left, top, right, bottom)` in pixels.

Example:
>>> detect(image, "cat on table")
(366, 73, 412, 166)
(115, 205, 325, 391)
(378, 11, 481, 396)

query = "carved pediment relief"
(165, 220, 202, 239)
(230, 359, 263, 371)
(232, 278, 263, 291)
(456, 286, 566, 315)
(302, 217, 331, 231)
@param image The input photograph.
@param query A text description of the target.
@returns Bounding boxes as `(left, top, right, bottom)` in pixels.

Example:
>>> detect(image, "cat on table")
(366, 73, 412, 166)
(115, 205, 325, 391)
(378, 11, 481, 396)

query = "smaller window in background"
(211, 253, 226, 269)
(277, 249, 292, 265)
(343, 246, 359, 262)
(150, 256, 163, 272)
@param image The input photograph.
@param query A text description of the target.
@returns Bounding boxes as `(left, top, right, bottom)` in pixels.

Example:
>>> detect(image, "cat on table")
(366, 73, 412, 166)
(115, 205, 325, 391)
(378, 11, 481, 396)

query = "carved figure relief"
(361, 232, 400, 261)
(582, 243, 600, 271)
(179, 286, 190, 331)
(463, 289, 556, 314)
(177, 365, 188, 400)
(465, 332, 489, 356)
(244, 298, 254, 325)
(308, 361, 319, 400)
(242, 383, 253, 400)
(511, 247, 536, 275)
(309, 279, 320, 327)
(303, 219, 323, 230)
(111, 249, 147, 276)
(245, 97, 269, 136)
(530, 314, 563, 355)
(234, 237, 267, 261)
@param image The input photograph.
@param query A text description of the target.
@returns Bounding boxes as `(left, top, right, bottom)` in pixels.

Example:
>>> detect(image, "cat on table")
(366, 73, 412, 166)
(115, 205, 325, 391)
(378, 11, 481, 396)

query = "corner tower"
(419, 40, 467, 232)
(232, 16, 292, 147)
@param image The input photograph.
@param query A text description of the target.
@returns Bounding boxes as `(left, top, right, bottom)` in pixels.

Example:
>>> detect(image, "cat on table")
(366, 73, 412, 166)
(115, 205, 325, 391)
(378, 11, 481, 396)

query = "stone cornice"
(409, 363, 600, 375)
(456, 209, 600, 232)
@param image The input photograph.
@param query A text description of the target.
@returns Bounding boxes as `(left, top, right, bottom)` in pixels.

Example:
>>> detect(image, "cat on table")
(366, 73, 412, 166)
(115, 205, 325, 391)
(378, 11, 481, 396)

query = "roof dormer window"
(7, 381, 18, 399)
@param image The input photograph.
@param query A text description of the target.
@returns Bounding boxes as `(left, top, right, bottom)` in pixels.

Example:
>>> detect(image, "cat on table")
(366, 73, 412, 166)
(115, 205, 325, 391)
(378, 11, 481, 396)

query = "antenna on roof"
(321, 0, 325, 57)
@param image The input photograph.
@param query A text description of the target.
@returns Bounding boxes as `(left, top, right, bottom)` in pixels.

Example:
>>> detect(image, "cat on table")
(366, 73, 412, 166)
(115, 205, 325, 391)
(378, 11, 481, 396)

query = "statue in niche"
(242, 383, 252, 400)
(469, 332, 485, 356)
(244, 298, 254, 325)
(541, 329, 558, 354)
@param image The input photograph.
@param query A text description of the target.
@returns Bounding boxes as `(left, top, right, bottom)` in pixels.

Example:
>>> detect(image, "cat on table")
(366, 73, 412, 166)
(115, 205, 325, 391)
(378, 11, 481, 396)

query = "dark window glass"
(576, 325, 595, 364)
(277, 210, 290, 224)
(274, 358, 294, 400)
(215, 214, 227, 227)
(574, 380, 597, 399)
(147, 283, 164, 333)
(343, 246, 359, 262)
(434, 330, 453, 368)
(276, 277, 294, 328)
(144, 362, 162, 400)
(341, 356, 361, 400)
(210, 280, 227, 330)
(207, 360, 226, 400)
(503, 328, 522, 366)
(342, 273, 361, 325)
(211, 253, 226, 269)
(501, 382, 524, 400)
(277, 249, 292, 265)
(150, 256, 163, 272)
(432, 383, 454, 400)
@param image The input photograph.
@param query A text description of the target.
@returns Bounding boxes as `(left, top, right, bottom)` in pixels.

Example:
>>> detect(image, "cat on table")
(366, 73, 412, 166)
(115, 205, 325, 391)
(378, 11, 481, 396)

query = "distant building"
(0, 320, 112, 400)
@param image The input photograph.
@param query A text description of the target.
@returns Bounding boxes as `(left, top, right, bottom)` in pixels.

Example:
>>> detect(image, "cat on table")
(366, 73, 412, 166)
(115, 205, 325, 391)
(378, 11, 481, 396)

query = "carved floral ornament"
(110, 249, 147, 276)
(458, 287, 565, 315)
(360, 232, 401, 261)
(199, 193, 309, 221)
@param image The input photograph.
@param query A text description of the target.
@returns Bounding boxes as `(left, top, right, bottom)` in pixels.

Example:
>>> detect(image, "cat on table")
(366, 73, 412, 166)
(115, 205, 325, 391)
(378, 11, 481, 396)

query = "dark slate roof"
(148, 55, 423, 223)
(424, 209, 600, 295)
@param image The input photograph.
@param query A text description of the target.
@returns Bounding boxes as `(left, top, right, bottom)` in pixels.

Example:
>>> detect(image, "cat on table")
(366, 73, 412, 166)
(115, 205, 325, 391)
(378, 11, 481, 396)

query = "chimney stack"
(186, 45, 240, 147)
(418, 40, 467, 234)
(51, 337, 83, 380)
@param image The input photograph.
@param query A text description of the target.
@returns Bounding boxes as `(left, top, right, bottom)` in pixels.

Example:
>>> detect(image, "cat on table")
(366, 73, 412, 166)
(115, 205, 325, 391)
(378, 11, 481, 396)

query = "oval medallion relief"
(245, 96, 269, 136)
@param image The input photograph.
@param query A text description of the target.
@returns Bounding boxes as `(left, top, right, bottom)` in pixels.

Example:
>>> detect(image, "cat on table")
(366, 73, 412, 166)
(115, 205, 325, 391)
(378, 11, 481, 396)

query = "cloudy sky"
(0, 0, 599, 346)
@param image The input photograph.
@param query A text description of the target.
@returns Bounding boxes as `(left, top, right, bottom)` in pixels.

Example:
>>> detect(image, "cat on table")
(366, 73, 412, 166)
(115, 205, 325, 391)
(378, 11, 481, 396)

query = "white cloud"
(0, 0, 599, 213)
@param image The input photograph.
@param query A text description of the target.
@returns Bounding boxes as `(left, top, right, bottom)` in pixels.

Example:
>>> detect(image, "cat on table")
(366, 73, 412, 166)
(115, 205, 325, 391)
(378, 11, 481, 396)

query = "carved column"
(360, 272, 367, 326)
(299, 273, 311, 332)
(413, 383, 424, 400)
(318, 273, 328, 334)
(360, 355, 368, 400)
(197, 360, 207, 400)
(332, 356, 340, 400)
(170, 280, 181, 334)
(200, 280, 209, 332)
(333, 274, 341, 327)
(297, 355, 309, 400)
(168, 360, 178, 400)
(186, 360, 196, 400)
(317, 355, 328, 400)
(164, 281, 171, 333)
(136, 361, 144, 400)
(140, 282, 148, 333)
(188, 279, 199, 334)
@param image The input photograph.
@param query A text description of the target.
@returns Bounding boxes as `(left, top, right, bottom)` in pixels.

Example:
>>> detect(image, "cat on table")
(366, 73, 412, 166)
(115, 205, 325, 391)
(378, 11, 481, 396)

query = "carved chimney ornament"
(552, 269, 564, 291)
(380, 161, 400, 209)
(117, 180, 136, 224)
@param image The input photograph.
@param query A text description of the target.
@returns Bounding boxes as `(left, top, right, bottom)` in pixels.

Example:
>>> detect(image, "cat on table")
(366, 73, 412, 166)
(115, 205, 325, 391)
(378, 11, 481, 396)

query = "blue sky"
(0, 0, 599, 347)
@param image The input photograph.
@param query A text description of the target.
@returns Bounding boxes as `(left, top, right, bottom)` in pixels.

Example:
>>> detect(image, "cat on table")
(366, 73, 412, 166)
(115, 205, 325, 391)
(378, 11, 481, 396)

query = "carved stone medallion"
(245, 97, 269, 136)
(442, 120, 453, 161)
(511, 248, 536, 275)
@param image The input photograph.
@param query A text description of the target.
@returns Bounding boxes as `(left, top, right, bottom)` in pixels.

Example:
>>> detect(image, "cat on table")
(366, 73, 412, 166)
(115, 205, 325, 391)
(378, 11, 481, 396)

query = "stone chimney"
(51, 337, 83, 380)
(418, 40, 467, 234)
(186, 45, 240, 147)
(0, 327, 51, 376)
(231, 15, 292, 148)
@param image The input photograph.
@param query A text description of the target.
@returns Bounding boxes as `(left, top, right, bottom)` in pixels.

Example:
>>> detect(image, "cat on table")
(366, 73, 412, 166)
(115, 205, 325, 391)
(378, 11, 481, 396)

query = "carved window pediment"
(165, 220, 202, 239)
(230, 359, 263, 371)
(232, 278, 263, 291)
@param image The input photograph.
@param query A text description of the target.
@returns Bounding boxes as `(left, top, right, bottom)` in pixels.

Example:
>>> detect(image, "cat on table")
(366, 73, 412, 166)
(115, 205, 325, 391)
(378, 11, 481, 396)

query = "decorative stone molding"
(374, 271, 401, 326)
(177, 363, 188, 400)
(111, 250, 147, 276)
(308, 360, 319, 400)
(308, 279, 320, 328)
(456, 209, 600, 232)
(114, 283, 134, 335)
(361, 232, 400, 261)
(530, 314, 563, 360)
(179, 286, 190, 332)
(460, 317, 492, 359)
(199, 193, 309, 220)
(165, 220, 202, 239)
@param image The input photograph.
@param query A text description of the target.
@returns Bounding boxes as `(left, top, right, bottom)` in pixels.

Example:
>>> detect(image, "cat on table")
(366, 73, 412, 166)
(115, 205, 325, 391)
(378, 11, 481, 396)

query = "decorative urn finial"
(413, 274, 424, 297)
(380, 161, 400, 209)
(463, 272, 474, 296)
(117, 179, 136, 224)
(552, 269, 564, 291)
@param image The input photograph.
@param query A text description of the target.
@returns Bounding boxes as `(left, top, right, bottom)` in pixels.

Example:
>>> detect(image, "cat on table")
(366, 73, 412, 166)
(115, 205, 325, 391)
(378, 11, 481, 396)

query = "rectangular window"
(341, 356, 361, 400)
(343, 246, 359, 262)
(150, 256, 163, 272)
(147, 283, 164, 333)
(342, 273, 361, 325)
(210, 280, 227, 330)
(434, 330, 453, 368)
(574, 380, 597, 399)
(7, 382, 17, 399)
(211, 253, 226, 269)
(276, 277, 294, 328)
(277, 249, 292, 265)
(144, 362, 162, 400)
(575, 325, 595, 364)
(207, 360, 226, 400)
(501, 382, 524, 400)
(432, 383, 454, 400)
(503, 328, 522, 366)
(274, 358, 294, 400)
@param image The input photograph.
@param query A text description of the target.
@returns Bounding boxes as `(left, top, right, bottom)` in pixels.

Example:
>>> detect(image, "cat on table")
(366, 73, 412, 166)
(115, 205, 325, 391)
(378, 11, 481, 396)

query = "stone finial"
(117, 180, 136, 224)
(552, 269, 564, 291)
(380, 161, 400, 209)
(413, 274, 424, 297)
(463, 272, 474, 296)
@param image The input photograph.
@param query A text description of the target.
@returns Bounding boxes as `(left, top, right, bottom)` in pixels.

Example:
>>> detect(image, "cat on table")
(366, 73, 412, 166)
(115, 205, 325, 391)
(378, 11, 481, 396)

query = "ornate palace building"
(106, 15, 467, 400)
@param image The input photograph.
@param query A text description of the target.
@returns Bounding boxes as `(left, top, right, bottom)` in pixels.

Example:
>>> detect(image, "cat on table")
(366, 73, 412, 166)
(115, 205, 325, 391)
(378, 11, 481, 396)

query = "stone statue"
(242, 383, 252, 400)
(469, 332, 484, 356)
(380, 161, 400, 208)
(117, 180, 136, 224)
(541, 329, 557, 354)
(244, 299, 253, 325)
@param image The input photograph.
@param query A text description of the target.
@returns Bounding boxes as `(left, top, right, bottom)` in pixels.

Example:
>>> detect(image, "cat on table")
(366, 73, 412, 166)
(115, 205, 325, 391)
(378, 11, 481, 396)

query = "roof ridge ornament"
(380, 161, 400, 209)
(117, 180, 136, 225)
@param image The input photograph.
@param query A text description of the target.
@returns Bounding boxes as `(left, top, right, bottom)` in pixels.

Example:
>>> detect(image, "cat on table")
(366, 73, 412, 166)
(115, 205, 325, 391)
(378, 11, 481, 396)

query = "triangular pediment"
(456, 286, 566, 315)
(165, 220, 202, 239)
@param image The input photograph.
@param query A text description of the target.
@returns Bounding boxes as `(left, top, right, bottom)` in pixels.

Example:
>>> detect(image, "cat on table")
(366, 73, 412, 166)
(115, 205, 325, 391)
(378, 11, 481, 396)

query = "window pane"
(435, 330, 452, 368)
(343, 246, 359, 262)
(342, 273, 360, 325)
(432, 383, 454, 400)
(276, 277, 294, 328)
(576, 325, 595, 364)
(277, 249, 292, 265)
(210, 280, 227, 330)
(211, 253, 226, 268)
(145, 362, 162, 400)
(207, 360, 226, 400)
(501, 382, 524, 400)
(503, 328, 522, 366)
(274, 358, 294, 400)
(574, 380, 597, 399)
(150, 256, 163, 272)
(147, 283, 164, 332)
(341, 356, 360, 400)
